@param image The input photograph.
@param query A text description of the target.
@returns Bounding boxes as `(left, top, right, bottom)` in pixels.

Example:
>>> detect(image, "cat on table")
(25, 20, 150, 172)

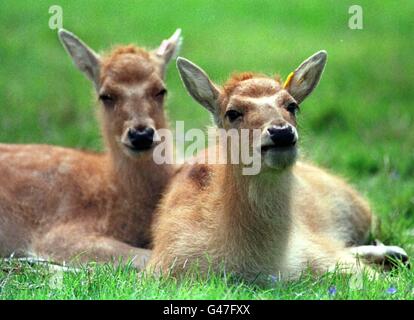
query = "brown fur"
(0, 40, 176, 268)
(223, 72, 281, 98)
(149, 72, 374, 283)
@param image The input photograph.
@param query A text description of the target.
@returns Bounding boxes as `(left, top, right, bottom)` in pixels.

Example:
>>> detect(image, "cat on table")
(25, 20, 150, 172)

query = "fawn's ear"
(58, 29, 101, 89)
(156, 28, 183, 66)
(283, 50, 327, 103)
(176, 57, 221, 121)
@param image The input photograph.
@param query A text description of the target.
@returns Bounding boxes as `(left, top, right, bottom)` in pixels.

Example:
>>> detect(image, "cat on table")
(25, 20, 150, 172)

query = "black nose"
(127, 127, 155, 150)
(267, 125, 296, 147)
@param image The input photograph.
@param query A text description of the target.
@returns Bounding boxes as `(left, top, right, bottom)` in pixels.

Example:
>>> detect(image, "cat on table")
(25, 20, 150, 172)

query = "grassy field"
(0, 0, 413, 299)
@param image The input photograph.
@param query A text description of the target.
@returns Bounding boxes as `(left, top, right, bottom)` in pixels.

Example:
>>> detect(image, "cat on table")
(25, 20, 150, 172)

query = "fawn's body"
(149, 53, 407, 281)
(0, 144, 169, 264)
(0, 29, 182, 268)
(152, 159, 371, 280)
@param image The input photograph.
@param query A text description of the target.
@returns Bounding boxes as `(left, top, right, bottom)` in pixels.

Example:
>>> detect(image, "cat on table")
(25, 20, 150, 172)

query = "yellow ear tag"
(283, 72, 295, 89)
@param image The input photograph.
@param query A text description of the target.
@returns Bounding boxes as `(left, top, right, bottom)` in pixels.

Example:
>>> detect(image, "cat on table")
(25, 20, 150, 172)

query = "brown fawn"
(0, 28, 181, 269)
(148, 52, 408, 282)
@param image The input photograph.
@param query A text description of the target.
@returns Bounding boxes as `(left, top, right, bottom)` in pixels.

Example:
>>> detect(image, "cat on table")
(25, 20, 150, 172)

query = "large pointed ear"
(58, 29, 101, 90)
(283, 50, 327, 103)
(156, 28, 182, 67)
(176, 57, 221, 123)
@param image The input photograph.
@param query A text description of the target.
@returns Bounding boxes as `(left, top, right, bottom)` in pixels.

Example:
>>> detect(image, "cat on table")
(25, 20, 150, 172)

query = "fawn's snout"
(261, 123, 298, 169)
(127, 126, 155, 151)
(267, 125, 297, 148)
(123, 126, 156, 153)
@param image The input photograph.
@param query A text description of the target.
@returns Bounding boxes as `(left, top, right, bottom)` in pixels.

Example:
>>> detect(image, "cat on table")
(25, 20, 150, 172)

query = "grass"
(0, 0, 413, 299)
(1, 260, 413, 300)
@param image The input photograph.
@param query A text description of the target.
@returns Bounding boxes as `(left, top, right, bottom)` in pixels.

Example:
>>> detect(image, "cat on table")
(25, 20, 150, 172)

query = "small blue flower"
(386, 286, 397, 294)
(269, 275, 280, 284)
(328, 286, 337, 296)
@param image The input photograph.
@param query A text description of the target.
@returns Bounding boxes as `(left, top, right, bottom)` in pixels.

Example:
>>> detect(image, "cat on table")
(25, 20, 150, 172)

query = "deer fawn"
(0, 28, 181, 269)
(148, 52, 408, 282)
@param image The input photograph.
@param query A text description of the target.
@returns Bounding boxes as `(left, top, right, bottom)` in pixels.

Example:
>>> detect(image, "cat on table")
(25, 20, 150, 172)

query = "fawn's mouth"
(260, 142, 296, 153)
(121, 142, 155, 157)
(124, 143, 153, 152)
(261, 143, 298, 169)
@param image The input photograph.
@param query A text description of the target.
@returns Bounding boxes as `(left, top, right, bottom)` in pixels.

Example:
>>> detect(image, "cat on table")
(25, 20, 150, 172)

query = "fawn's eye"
(99, 93, 116, 108)
(155, 88, 167, 99)
(286, 102, 299, 115)
(225, 110, 243, 122)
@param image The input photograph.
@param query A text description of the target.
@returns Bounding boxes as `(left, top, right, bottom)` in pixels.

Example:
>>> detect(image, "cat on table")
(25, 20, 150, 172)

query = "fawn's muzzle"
(127, 127, 155, 150)
(267, 125, 297, 148)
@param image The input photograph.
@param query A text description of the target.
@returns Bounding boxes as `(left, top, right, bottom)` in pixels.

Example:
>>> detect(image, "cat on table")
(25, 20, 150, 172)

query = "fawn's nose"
(127, 126, 155, 150)
(267, 125, 297, 147)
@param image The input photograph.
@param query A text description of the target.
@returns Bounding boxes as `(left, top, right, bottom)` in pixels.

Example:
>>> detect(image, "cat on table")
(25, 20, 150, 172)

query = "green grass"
(1, 0, 414, 299)
(1, 260, 413, 300)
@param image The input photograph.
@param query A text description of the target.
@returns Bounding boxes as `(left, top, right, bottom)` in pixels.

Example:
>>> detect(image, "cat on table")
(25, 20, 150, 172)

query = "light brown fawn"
(0, 28, 182, 269)
(148, 53, 408, 282)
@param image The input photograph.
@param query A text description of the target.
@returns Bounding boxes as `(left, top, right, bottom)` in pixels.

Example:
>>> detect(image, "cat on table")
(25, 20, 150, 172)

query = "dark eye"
(155, 88, 167, 98)
(286, 102, 299, 115)
(225, 110, 243, 122)
(99, 93, 116, 107)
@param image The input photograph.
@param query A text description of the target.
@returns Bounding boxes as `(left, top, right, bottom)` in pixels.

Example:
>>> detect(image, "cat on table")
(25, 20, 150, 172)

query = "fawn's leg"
(31, 224, 151, 270)
(348, 244, 409, 270)
(330, 244, 409, 275)
(303, 236, 408, 278)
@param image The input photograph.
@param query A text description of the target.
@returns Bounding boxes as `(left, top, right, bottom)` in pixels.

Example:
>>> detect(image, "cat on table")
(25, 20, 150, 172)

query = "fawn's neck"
(108, 146, 172, 208)
(99, 111, 172, 206)
(215, 163, 294, 273)
(102, 135, 173, 247)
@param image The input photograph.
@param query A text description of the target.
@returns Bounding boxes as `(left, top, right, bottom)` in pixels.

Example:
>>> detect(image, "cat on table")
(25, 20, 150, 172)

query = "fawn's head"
(59, 28, 182, 158)
(177, 51, 327, 171)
